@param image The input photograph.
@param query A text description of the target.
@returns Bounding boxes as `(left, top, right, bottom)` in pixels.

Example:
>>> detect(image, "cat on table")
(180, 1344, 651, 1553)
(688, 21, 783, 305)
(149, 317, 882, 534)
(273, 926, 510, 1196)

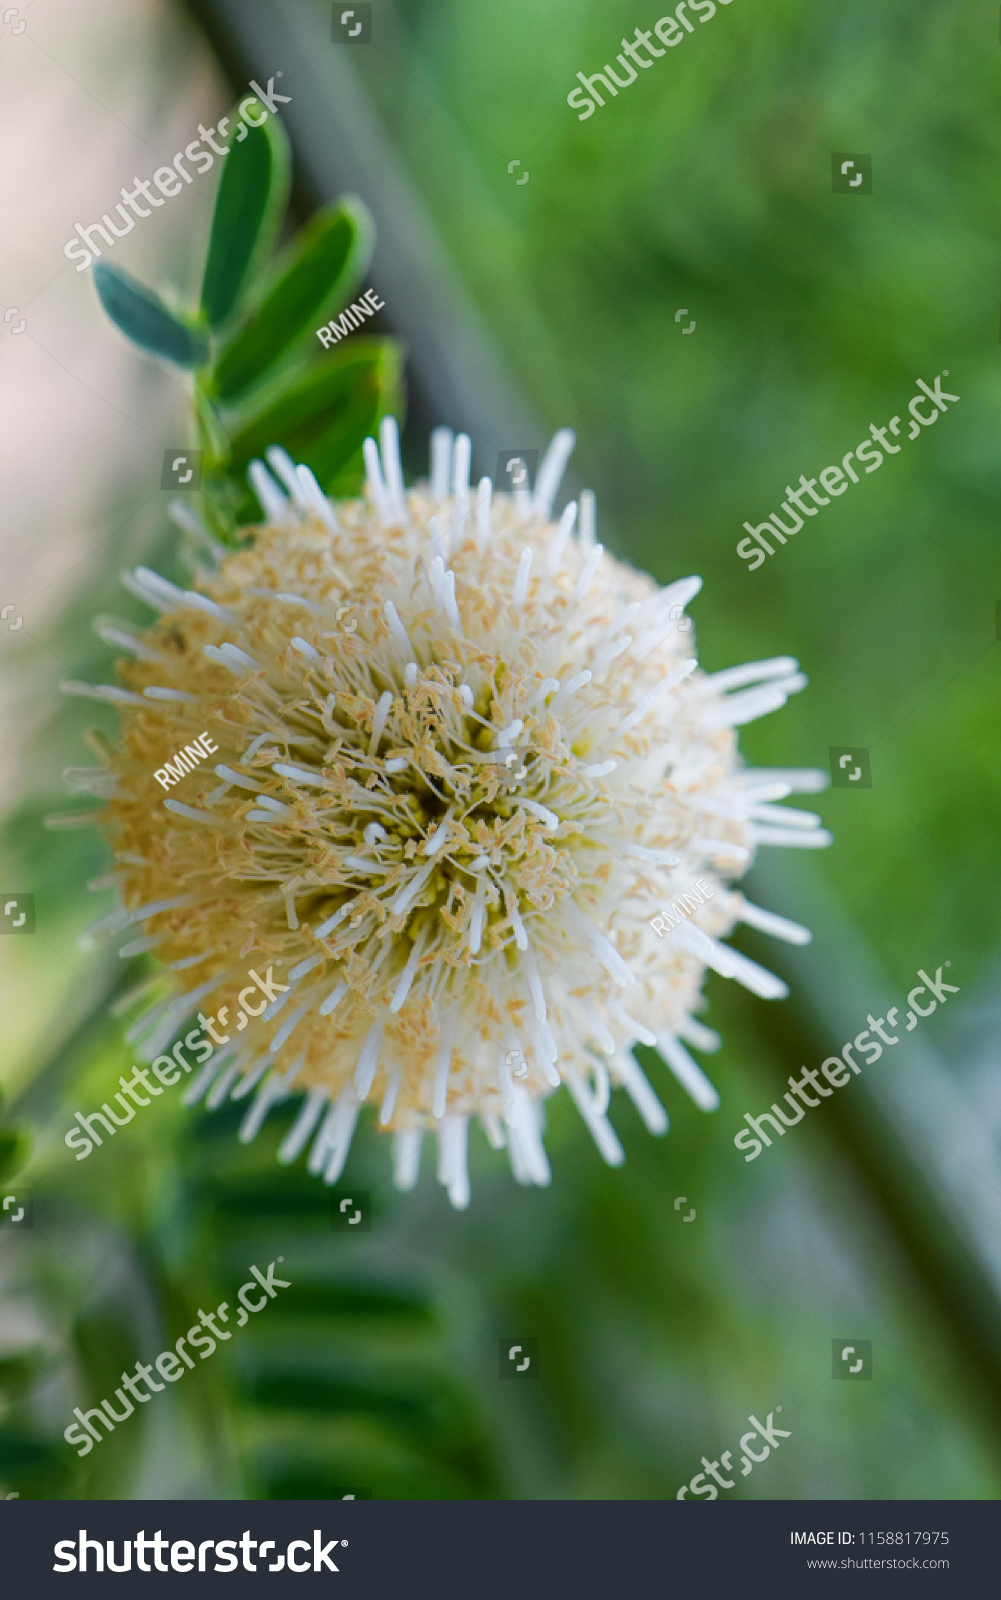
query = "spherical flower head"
(62, 422, 831, 1207)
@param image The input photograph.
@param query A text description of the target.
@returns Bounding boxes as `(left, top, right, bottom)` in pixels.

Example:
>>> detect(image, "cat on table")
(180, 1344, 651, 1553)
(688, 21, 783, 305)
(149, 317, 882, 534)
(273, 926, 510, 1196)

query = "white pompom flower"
(59, 422, 831, 1208)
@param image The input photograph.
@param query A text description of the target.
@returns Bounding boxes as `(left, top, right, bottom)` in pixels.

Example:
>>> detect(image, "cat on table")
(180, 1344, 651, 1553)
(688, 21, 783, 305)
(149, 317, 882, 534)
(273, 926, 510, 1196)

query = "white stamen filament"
(433, 1010, 458, 1120)
(363, 436, 391, 522)
(475, 477, 492, 551)
(573, 544, 603, 601)
(291, 636, 321, 662)
(526, 677, 559, 711)
(443, 569, 462, 630)
(452, 432, 471, 516)
(214, 765, 264, 792)
(60, 681, 145, 706)
(354, 1017, 384, 1099)
(679, 1018, 722, 1053)
(129, 894, 196, 924)
(591, 635, 632, 673)
(617, 658, 697, 736)
(520, 799, 559, 830)
(384, 601, 414, 660)
(423, 815, 451, 855)
(369, 690, 393, 756)
(96, 623, 163, 662)
(168, 949, 216, 971)
(736, 898, 811, 944)
(656, 1033, 721, 1110)
(272, 762, 330, 788)
(430, 426, 453, 499)
(163, 799, 223, 826)
(699, 656, 799, 694)
(469, 876, 487, 954)
(319, 979, 348, 1016)
(733, 767, 829, 794)
(203, 645, 248, 677)
(554, 670, 591, 705)
(566, 903, 635, 987)
(393, 1129, 423, 1191)
(513, 548, 533, 607)
(533, 427, 575, 518)
(182, 592, 234, 623)
(747, 804, 823, 830)
(295, 464, 340, 530)
(391, 858, 436, 915)
(270, 997, 312, 1053)
(266, 445, 309, 503)
(248, 461, 290, 520)
(390, 926, 428, 1012)
(750, 826, 832, 848)
(379, 1065, 403, 1125)
(288, 953, 325, 982)
(613, 1050, 668, 1134)
(607, 1000, 657, 1047)
(544, 501, 578, 575)
(692, 837, 751, 862)
(565, 1067, 624, 1166)
(380, 414, 408, 520)
(578, 488, 596, 552)
(277, 1088, 328, 1164)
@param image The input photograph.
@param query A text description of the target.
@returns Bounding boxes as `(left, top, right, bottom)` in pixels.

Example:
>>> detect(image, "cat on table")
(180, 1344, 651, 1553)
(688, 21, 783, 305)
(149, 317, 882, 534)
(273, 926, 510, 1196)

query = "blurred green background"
(2, 0, 1001, 1500)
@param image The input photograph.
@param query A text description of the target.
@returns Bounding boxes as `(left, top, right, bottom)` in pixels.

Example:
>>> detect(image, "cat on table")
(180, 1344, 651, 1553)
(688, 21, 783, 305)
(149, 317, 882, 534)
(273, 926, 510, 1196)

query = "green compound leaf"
(94, 265, 208, 368)
(227, 338, 401, 516)
(212, 198, 375, 401)
(201, 102, 290, 329)
(228, 340, 397, 459)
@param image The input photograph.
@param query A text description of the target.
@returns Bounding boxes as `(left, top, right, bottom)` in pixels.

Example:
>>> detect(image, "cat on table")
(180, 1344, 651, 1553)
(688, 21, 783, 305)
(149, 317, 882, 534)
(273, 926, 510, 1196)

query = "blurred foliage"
(2, 0, 1001, 1504)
